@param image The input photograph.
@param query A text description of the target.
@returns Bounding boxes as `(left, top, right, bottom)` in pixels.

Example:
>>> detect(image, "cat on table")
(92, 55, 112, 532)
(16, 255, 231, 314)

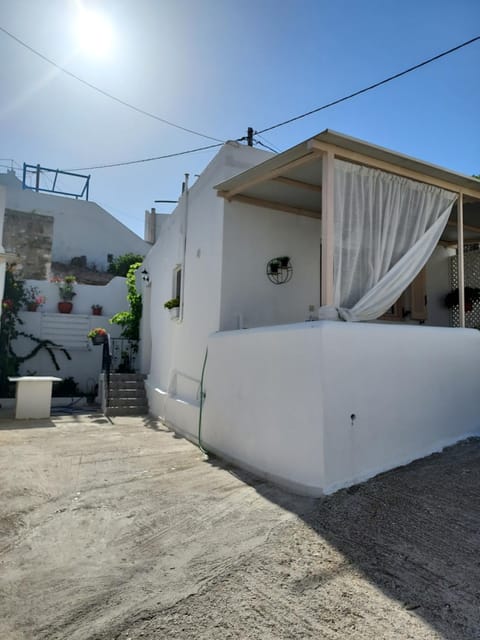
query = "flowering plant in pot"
(91, 304, 103, 316)
(52, 275, 77, 313)
(87, 327, 108, 345)
(24, 286, 46, 312)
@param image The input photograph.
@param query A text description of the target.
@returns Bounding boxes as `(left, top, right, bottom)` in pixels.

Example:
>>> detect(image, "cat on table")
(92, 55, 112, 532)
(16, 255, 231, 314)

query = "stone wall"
(3, 209, 53, 279)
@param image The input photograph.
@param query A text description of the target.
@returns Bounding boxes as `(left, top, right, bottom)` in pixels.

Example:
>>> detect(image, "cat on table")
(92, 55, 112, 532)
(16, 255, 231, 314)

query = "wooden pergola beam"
(218, 192, 322, 219)
(308, 139, 480, 200)
(446, 220, 480, 235)
(272, 176, 322, 192)
(219, 151, 322, 199)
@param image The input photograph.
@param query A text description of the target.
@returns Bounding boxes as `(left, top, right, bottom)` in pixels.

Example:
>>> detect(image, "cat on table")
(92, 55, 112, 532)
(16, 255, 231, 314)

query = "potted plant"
(52, 275, 77, 313)
(24, 286, 46, 312)
(278, 256, 290, 268)
(445, 287, 480, 312)
(269, 259, 280, 274)
(91, 304, 103, 316)
(88, 327, 108, 345)
(164, 297, 180, 319)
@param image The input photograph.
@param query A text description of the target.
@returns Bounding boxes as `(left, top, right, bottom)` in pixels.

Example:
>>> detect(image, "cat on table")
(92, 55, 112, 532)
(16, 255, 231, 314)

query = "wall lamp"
(141, 268, 150, 284)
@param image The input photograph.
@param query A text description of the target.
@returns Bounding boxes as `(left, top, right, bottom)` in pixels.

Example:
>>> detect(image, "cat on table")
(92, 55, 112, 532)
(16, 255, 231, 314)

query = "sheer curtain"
(319, 160, 457, 322)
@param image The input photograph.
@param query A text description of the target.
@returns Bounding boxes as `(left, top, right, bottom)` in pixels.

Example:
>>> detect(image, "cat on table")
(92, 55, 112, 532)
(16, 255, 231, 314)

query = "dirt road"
(1, 414, 479, 639)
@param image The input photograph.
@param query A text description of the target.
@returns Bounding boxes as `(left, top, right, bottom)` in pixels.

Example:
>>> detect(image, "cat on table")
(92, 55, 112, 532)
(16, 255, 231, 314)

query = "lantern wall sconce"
(266, 256, 292, 284)
(141, 268, 150, 284)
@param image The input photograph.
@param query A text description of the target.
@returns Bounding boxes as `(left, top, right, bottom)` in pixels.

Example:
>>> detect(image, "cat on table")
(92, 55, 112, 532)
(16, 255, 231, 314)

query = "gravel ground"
(1, 414, 480, 639)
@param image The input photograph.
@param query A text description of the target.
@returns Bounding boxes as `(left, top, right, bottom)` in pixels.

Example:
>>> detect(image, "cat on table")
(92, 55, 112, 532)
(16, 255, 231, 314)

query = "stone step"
(107, 397, 147, 407)
(108, 374, 146, 382)
(105, 405, 148, 416)
(108, 388, 146, 399)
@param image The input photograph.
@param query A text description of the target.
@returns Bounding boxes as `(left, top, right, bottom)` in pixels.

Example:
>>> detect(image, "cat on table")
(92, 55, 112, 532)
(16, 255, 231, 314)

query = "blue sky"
(0, 0, 479, 238)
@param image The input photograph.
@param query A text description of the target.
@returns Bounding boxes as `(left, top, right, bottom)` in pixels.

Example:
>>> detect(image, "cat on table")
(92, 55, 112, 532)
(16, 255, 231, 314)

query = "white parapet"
(200, 321, 480, 495)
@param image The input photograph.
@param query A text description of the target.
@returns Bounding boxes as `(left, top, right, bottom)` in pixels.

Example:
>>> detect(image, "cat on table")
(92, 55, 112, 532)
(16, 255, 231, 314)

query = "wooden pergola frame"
(217, 131, 480, 328)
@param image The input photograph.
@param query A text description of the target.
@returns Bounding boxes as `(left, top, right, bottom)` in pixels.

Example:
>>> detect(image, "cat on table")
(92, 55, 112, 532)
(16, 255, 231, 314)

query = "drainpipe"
(180, 173, 189, 320)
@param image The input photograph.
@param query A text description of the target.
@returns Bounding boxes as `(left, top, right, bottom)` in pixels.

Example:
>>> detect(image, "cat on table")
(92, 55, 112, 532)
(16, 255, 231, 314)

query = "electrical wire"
(0, 25, 224, 143)
(256, 134, 281, 152)
(256, 35, 480, 135)
(66, 142, 224, 171)
(253, 138, 278, 153)
(11, 32, 476, 174)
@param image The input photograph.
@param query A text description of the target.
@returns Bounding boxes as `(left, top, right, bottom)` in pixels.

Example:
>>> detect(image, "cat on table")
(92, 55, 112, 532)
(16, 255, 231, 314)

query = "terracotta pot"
(58, 301, 73, 314)
(27, 303, 39, 312)
(92, 308, 102, 316)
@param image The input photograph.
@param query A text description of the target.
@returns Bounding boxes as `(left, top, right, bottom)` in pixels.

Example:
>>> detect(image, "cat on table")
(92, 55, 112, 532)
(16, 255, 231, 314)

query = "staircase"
(104, 373, 148, 416)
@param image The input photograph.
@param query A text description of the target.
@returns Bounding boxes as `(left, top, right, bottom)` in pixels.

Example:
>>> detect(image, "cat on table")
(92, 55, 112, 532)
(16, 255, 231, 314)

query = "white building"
(141, 131, 480, 495)
(0, 169, 150, 392)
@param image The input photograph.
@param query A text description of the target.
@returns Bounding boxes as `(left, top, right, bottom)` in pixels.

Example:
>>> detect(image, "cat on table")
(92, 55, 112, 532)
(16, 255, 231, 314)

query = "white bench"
(8, 376, 62, 419)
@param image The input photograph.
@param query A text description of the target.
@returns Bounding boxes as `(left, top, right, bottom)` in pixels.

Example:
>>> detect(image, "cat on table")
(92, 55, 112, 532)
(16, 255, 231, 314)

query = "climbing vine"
(110, 262, 142, 342)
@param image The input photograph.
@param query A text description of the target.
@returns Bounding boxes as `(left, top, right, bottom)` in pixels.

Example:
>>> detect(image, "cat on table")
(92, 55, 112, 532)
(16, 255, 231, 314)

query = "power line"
(256, 35, 480, 135)
(0, 25, 224, 143)
(254, 139, 278, 153)
(67, 142, 224, 171)
(73, 35, 479, 171)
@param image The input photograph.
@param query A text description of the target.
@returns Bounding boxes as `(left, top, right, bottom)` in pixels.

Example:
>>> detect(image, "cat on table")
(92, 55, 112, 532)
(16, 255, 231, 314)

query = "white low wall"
(200, 321, 480, 495)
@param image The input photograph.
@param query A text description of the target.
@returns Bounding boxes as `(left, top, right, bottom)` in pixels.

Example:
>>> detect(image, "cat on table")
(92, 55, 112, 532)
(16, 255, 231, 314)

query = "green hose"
(198, 347, 208, 454)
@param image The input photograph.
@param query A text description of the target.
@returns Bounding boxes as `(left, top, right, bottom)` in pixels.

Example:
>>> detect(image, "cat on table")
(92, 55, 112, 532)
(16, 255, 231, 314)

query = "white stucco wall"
(201, 321, 480, 495)
(0, 172, 148, 270)
(426, 245, 455, 327)
(220, 203, 321, 330)
(144, 142, 272, 427)
(25, 277, 128, 316)
(11, 278, 127, 391)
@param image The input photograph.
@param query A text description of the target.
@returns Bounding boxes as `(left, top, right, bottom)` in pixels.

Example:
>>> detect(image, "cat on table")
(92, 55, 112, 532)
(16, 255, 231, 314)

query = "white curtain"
(319, 160, 457, 322)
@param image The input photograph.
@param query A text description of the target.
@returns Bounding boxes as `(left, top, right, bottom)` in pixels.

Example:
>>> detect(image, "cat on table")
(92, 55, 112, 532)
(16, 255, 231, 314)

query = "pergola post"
(321, 150, 335, 306)
(457, 191, 465, 328)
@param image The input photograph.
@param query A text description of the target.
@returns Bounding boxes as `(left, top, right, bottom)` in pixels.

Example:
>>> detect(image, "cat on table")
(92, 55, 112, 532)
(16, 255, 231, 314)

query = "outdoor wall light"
(266, 256, 292, 284)
(141, 268, 150, 284)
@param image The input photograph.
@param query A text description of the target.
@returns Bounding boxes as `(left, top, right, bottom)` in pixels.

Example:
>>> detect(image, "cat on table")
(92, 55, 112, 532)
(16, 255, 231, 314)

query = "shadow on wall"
(204, 438, 480, 640)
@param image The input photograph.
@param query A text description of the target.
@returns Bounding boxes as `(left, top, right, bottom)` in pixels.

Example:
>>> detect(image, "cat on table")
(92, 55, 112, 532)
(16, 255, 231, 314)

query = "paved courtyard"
(1, 413, 479, 639)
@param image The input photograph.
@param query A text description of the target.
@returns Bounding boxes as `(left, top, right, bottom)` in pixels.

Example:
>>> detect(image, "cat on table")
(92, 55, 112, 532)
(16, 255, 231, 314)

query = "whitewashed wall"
(201, 321, 480, 495)
(25, 277, 127, 316)
(11, 278, 127, 391)
(0, 172, 148, 270)
(426, 245, 455, 326)
(221, 202, 321, 330)
(144, 142, 272, 424)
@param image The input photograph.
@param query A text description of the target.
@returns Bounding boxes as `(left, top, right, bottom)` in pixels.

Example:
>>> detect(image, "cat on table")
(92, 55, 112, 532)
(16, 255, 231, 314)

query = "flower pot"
(169, 307, 179, 319)
(92, 308, 102, 316)
(91, 335, 107, 345)
(27, 303, 39, 312)
(58, 301, 73, 314)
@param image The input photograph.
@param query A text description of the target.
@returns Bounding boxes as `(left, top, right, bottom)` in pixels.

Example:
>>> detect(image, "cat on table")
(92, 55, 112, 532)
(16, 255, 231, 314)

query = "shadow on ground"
(206, 438, 480, 640)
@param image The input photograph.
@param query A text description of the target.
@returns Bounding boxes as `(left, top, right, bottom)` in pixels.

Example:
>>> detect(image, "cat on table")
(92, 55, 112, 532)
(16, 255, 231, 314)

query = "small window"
(175, 266, 182, 300)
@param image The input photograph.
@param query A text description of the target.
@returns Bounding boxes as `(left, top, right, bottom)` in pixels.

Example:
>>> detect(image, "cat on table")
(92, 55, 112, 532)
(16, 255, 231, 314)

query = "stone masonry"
(3, 209, 53, 279)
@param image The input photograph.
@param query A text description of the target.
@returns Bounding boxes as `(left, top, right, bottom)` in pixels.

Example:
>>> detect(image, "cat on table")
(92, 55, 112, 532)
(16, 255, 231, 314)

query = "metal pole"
(457, 191, 465, 328)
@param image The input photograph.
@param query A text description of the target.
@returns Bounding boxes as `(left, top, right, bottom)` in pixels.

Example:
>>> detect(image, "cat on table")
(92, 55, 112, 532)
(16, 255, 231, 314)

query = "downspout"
(180, 173, 189, 321)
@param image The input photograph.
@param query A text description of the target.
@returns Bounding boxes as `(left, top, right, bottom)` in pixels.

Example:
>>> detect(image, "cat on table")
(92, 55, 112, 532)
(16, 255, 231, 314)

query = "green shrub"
(108, 253, 145, 277)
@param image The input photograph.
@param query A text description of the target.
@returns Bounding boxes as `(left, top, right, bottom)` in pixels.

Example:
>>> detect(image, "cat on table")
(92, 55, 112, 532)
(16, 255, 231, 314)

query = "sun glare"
(75, 7, 113, 57)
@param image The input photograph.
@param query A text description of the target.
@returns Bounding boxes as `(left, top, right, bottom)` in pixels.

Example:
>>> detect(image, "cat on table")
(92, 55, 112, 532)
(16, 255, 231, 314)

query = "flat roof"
(216, 129, 480, 199)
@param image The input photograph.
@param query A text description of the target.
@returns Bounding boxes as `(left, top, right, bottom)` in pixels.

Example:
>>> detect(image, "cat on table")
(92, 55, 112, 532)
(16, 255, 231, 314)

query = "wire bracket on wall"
(266, 256, 292, 285)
